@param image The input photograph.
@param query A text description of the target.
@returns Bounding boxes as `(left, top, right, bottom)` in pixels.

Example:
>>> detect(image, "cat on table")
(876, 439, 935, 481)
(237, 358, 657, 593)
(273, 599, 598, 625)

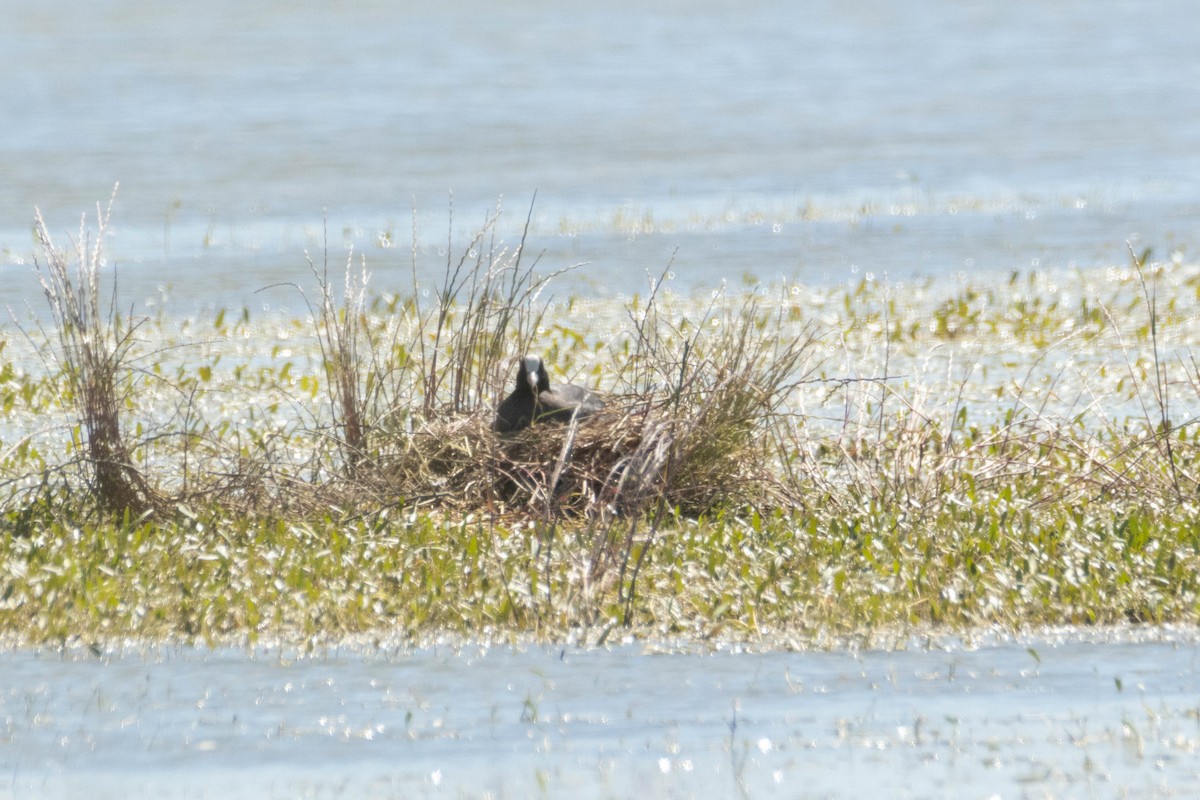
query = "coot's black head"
(518, 354, 551, 394)
(495, 353, 603, 433)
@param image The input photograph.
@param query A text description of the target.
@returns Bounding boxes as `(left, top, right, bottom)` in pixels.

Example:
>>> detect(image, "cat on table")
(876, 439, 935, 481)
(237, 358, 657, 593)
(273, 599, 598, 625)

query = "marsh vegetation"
(3, 200, 1200, 647)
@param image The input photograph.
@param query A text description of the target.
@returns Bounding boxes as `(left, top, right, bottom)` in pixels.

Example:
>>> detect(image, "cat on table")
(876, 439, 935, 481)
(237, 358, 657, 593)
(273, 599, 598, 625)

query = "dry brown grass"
(322, 287, 823, 529)
(248, 198, 815, 534)
(31, 188, 162, 518)
(21, 193, 826, 532)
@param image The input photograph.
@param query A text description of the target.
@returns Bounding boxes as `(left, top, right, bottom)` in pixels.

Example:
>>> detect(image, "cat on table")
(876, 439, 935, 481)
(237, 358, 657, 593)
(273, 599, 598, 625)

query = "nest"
(370, 389, 788, 521)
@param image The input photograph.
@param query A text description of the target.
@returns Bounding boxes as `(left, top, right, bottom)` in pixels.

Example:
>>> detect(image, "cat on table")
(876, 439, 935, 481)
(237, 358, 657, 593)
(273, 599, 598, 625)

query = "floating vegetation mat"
(3, 203, 1200, 647)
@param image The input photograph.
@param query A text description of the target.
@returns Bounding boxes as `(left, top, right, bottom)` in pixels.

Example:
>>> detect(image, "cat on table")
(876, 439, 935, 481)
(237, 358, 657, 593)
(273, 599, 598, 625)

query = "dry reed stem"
(32, 188, 161, 517)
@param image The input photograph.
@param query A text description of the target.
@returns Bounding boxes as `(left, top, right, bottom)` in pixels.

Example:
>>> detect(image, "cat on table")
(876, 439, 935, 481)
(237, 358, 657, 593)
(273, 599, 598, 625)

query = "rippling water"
(4, 5, 1200, 796)
(3, 634, 1200, 799)
(3, 0, 1199, 313)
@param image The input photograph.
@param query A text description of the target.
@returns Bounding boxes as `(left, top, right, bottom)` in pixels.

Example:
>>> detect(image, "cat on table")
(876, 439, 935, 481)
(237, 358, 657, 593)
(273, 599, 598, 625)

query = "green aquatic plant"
(5, 196, 1200, 647)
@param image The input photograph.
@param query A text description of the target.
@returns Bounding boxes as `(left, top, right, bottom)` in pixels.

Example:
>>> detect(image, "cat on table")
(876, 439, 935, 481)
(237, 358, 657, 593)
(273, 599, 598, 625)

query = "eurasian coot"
(494, 355, 605, 433)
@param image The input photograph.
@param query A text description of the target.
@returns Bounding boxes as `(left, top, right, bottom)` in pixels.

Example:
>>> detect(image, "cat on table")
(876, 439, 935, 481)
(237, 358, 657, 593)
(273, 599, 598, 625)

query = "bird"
(494, 355, 605, 433)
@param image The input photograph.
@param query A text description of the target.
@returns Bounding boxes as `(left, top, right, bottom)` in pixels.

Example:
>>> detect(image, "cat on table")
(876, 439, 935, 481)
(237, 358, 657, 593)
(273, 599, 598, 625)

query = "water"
(3, 1, 1199, 314)
(4, 5, 1200, 795)
(3, 633, 1200, 799)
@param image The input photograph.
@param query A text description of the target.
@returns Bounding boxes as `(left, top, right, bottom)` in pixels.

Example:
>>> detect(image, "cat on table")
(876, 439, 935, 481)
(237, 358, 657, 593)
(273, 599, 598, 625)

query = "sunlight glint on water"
(2, 636, 1200, 799)
(2, 1, 1199, 312)
(3, 2, 1200, 796)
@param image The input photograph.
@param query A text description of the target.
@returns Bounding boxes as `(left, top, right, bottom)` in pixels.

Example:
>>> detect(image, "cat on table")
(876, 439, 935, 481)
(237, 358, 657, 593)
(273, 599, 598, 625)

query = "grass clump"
(4, 196, 1200, 648)
(29, 189, 162, 518)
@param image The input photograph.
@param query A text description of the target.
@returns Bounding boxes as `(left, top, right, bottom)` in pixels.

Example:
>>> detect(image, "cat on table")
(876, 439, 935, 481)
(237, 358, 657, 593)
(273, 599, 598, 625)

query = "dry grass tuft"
(31, 188, 162, 518)
(355, 290, 821, 525)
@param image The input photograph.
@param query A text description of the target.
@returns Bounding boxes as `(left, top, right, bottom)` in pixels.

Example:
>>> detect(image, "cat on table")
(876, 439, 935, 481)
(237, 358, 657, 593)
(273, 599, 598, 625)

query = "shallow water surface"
(3, 1, 1199, 313)
(5, 8, 1200, 794)
(3, 634, 1199, 798)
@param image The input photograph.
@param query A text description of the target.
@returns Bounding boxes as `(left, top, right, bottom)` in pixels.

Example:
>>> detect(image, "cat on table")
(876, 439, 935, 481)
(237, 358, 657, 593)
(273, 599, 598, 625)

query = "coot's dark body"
(494, 355, 604, 433)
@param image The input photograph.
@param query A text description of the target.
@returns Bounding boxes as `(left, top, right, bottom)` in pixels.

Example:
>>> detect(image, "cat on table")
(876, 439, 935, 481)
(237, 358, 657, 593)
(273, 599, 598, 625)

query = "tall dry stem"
(412, 195, 572, 417)
(33, 188, 159, 516)
(309, 236, 369, 476)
